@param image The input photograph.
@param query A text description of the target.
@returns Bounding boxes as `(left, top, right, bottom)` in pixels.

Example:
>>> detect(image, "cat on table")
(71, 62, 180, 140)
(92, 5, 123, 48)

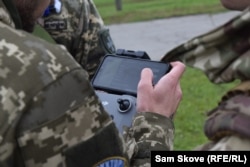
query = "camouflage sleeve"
(124, 112, 175, 166)
(15, 69, 128, 167)
(39, 0, 116, 79)
(0, 22, 127, 167)
(194, 81, 250, 150)
(161, 7, 250, 84)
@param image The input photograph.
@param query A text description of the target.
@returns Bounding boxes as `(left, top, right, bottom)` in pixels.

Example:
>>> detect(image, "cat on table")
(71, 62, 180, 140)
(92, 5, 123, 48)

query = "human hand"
(136, 61, 185, 118)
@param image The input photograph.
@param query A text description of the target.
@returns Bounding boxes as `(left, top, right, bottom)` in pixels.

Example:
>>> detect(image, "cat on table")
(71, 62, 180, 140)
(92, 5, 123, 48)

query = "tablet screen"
(92, 55, 171, 96)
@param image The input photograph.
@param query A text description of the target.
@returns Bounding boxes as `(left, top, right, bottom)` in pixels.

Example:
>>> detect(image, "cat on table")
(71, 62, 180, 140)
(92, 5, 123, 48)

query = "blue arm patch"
(98, 159, 125, 167)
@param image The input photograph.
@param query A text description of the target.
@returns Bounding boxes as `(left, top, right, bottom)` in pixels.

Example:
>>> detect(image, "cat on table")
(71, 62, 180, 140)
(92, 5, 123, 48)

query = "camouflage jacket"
(39, 0, 116, 79)
(162, 8, 250, 150)
(0, 0, 174, 167)
(191, 80, 250, 150)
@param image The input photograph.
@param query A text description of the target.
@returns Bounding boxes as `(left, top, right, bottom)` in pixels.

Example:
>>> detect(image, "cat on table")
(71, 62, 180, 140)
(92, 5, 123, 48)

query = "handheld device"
(92, 54, 171, 96)
(96, 91, 137, 133)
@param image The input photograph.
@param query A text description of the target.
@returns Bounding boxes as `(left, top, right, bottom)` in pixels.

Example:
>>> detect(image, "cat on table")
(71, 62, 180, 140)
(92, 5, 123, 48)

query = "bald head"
(220, 0, 250, 10)
(13, 0, 51, 32)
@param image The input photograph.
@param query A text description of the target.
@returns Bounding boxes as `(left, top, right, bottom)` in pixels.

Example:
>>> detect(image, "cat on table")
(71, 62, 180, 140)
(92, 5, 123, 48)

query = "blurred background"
(94, 0, 226, 24)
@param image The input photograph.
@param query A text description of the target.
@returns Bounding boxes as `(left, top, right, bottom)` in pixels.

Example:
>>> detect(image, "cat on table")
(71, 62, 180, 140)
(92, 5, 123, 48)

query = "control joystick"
(95, 91, 137, 133)
(117, 98, 131, 113)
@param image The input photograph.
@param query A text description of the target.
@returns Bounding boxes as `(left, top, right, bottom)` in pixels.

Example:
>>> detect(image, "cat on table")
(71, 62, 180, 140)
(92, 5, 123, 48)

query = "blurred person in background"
(162, 0, 250, 150)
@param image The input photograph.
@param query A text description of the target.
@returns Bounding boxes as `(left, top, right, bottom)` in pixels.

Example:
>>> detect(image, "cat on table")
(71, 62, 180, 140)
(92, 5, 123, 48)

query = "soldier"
(38, 0, 117, 79)
(162, 0, 250, 150)
(0, 0, 185, 167)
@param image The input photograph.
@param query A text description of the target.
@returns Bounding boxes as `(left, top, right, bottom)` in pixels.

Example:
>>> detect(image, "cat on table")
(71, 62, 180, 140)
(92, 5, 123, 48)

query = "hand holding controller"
(137, 61, 185, 118)
(92, 50, 184, 133)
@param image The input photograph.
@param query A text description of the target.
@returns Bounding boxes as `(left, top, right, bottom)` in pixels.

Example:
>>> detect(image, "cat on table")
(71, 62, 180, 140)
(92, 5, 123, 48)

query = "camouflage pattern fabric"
(124, 112, 175, 166)
(0, 1, 175, 166)
(204, 81, 250, 141)
(161, 7, 250, 150)
(194, 136, 250, 150)
(39, 0, 116, 79)
(195, 81, 250, 150)
(0, 18, 122, 166)
(161, 7, 250, 84)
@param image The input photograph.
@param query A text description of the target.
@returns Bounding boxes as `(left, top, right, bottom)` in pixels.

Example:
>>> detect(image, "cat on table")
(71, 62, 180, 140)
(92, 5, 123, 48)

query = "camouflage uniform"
(162, 8, 250, 150)
(0, 0, 174, 167)
(39, 0, 117, 79)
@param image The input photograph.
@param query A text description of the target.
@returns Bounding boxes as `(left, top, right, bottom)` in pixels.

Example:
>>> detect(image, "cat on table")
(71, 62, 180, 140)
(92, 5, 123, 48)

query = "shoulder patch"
(44, 19, 67, 30)
(95, 157, 128, 167)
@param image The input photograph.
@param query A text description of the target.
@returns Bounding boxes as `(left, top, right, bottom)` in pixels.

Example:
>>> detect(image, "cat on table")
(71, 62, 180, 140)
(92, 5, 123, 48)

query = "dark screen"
(92, 55, 170, 96)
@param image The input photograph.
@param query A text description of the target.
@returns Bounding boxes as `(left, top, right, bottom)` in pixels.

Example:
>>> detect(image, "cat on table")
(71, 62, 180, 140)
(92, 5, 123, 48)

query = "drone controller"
(92, 49, 171, 133)
(96, 91, 136, 133)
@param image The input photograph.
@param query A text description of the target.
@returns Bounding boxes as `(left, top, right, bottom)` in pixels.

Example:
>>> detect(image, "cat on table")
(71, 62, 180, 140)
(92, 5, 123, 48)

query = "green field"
(175, 67, 238, 150)
(94, 0, 227, 24)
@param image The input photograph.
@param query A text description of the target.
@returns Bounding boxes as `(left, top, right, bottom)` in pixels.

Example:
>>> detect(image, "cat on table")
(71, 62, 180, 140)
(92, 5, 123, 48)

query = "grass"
(94, 0, 227, 24)
(35, 0, 238, 150)
(175, 67, 238, 150)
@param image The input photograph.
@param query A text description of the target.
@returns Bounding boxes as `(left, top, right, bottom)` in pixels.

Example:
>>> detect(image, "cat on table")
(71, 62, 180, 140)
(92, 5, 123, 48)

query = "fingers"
(168, 61, 186, 81)
(137, 68, 153, 92)
(140, 68, 153, 83)
(136, 62, 185, 115)
(137, 68, 153, 112)
(156, 61, 185, 89)
(138, 62, 185, 92)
